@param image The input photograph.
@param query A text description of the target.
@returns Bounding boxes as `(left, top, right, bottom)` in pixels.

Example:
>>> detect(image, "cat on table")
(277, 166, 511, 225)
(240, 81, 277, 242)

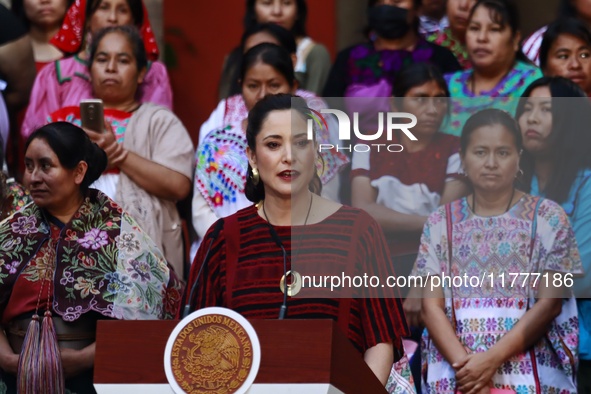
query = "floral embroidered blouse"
(424, 27, 470, 69)
(0, 178, 31, 223)
(0, 189, 183, 323)
(444, 61, 543, 136)
(416, 195, 582, 393)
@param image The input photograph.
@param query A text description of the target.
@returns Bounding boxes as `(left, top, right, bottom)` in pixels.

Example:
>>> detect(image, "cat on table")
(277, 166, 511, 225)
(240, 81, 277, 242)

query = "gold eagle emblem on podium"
(169, 314, 253, 393)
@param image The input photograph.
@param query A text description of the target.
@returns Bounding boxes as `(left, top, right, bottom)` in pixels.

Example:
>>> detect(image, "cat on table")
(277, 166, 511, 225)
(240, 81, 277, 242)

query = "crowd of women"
(0, 0, 589, 392)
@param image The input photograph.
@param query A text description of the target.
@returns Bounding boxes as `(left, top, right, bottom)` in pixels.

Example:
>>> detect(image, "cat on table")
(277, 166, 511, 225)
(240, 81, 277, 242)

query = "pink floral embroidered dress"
(21, 56, 172, 139)
(21, 0, 171, 139)
(416, 195, 582, 393)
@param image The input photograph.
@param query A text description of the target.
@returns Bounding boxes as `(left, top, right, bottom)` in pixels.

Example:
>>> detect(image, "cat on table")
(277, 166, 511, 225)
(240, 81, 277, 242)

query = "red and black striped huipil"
(185, 204, 409, 354)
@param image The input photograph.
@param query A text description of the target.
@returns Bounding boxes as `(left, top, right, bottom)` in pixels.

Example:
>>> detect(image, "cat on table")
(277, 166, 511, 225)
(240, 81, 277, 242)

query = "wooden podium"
(94, 319, 387, 393)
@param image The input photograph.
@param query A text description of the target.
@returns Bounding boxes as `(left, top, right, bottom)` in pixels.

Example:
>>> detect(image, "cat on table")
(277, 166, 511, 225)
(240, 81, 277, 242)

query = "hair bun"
(25, 122, 108, 192)
(82, 139, 107, 189)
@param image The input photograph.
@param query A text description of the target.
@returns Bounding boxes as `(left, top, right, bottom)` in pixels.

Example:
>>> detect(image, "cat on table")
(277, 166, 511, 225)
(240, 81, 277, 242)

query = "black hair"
(392, 63, 450, 109)
(368, 0, 422, 9)
(241, 23, 297, 54)
(559, 0, 581, 18)
(460, 108, 523, 154)
(11, 0, 74, 29)
(25, 122, 107, 192)
(240, 43, 296, 87)
(88, 25, 148, 73)
(516, 76, 591, 204)
(539, 17, 591, 70)
(86, 0, 144, 29)
(469, 0, 519, 33)
(468, 0, 530, 63)
(245, 93, 321, 203)
(226, 24, 297, 97)
(244, 0, 307, 37)
(365, 0, 422, 37)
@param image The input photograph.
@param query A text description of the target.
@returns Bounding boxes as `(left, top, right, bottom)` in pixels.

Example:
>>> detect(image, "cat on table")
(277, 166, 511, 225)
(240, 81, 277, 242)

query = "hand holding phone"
(80, 99, 104, 133)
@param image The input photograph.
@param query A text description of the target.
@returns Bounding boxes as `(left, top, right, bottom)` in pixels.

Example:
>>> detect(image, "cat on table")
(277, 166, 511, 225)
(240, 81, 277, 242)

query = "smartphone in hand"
(80, 99, 104, 133)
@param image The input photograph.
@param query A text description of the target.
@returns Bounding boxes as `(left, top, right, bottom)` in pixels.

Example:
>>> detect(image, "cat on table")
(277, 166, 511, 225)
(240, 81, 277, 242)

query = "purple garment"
(22, 55, 173, 138)
(0, 86, 8, 154)
(342, 41, 436, 125)
(345, 41, 434, 89)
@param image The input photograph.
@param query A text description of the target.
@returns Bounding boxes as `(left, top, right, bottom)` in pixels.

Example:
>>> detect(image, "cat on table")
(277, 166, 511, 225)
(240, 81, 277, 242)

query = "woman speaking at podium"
(183, 94, 409, 387)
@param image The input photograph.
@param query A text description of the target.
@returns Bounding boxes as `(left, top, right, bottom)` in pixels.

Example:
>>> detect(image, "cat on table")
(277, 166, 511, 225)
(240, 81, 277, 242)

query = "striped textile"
(188, 204, 409, 354)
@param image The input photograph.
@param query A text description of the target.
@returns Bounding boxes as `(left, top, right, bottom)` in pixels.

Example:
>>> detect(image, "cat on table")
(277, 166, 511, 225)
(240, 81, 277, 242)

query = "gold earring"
(315, 155, 324, 174)
(252, 167, 260, 185)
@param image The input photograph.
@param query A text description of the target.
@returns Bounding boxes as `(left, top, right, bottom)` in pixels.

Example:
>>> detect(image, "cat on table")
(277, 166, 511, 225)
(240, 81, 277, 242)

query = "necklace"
(263, 193, 314, 297)
(471, 188, 516, 216)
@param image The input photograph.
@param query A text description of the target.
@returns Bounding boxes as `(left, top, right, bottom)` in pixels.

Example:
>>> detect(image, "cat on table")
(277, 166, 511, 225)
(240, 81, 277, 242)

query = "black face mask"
(368, 5, 412, 40)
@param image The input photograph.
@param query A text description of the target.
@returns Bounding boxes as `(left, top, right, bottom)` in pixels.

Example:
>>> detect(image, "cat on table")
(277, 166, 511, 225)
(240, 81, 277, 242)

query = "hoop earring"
(252, 168, 260, 186)
(516, 168, 524, 178)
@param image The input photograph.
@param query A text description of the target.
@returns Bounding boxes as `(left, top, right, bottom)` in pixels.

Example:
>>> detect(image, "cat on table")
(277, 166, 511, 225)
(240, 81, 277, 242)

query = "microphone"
(266, 224, 288, 320)
(181, 219, 224, 318)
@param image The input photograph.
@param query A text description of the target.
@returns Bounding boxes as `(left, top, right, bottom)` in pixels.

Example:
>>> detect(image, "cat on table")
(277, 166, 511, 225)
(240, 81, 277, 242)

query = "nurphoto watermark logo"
(306, 108, 418, 153)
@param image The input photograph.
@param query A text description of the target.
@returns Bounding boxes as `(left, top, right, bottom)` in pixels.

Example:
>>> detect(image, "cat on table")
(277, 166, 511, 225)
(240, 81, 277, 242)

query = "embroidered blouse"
(444, 61, 543, 136)
(0, 189, 183, 323)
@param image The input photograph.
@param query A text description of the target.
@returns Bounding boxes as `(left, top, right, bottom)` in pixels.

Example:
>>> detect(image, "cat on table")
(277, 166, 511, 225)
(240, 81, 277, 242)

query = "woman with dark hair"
(323, 0, 461, 99)
(185, 93, 410, 390)
(202, 25, 332, 141)
(0, 122, 182, 393)
(202, 35, 301, 143)
(351, 62, 469, 298)
(424, 0, 477, 68)
(218, 0, 330, 98)
(538, 18, 591, 96)
(445, 0, 542, 136)
(21, 0, 172, 139)
(523, 0, 591, 65)
(218, 22, 298, 99)
(10, 0, 72, 70)
(517, 76, 591, 391)
(352, 63, 470, 392)
(194, 43, 348, 240)
(44, 25, 194, 276)
(418, 108, 581, 393)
